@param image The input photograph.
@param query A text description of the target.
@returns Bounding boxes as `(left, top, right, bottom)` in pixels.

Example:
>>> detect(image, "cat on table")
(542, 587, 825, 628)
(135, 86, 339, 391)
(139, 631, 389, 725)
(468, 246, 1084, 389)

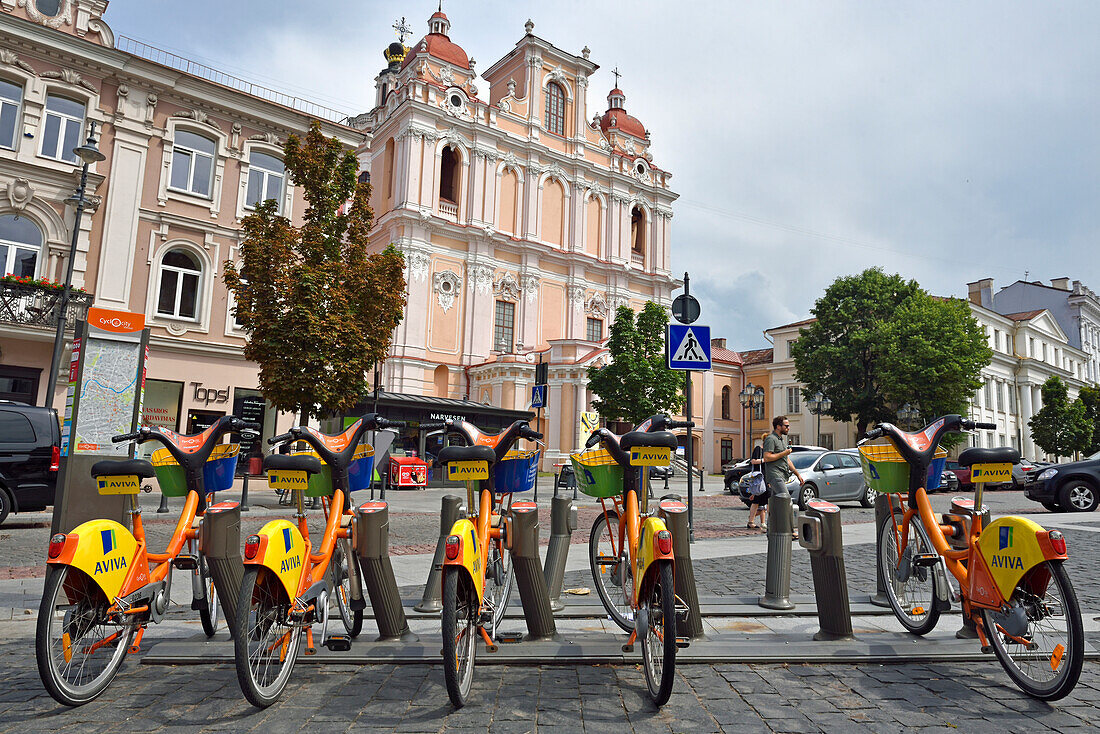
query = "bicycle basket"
(859, 442, 947, 493)
(151, 444, 240, 497)
(494, 449, 540, 493)
(292, 444, 374, 497)
(570, 449, 624, 498)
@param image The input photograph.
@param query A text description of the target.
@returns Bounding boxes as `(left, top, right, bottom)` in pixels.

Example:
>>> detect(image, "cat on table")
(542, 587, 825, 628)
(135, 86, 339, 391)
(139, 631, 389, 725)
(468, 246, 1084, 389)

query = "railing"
(438, 200, 459, 219)
(0, 282, 93, 330)
(116, 36, 352, 124)
(631, 251, 645, 265)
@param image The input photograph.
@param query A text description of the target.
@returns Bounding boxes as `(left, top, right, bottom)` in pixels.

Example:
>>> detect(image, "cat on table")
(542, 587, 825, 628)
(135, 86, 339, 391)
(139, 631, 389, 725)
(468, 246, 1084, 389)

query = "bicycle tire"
(484, 540, 514, 633)
(36, 565, 134, 706)
(876, 506, 941, 635)
(234, 567, 300, 708)
(641, 559, 677, 706)
(197, 555, 218, 638)
(442, 568, 477, 708)
(332, 539, 363, 638)
(982, 560, 1083, 700)
(589, 510, 633, 632)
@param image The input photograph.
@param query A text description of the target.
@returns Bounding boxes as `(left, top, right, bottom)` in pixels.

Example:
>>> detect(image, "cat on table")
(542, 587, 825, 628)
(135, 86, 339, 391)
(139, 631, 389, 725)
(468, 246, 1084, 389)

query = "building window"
(1008, 384, 1016, 414)
(721, 386, 731, 420)
(169, 130, 216, 198)
(439, 145, 459, 204)
(788, 433, 800, 446)
(753, 401, 765, 421)
(0, 79, 21, 150)
(586, 317, 603, 342)
(819, 433, 834, 450)
(40, 94, 85, 163)
(786, 386, 800, 414)
(993, 329, 1000, 352)
(720, 438, 733, 465)
(544, 81, 565, 136)
(245, 150, 285, 212)
(34, 0, 63, 16)
(630, 205, 645, 261)
(157, 249, 202, 320)
(493, 300, 515, 352)
(984, 379, 992, 407)
(996, 382, 1005, 412)
(787, 340, 796, 358)
(0, 214, 42, 277)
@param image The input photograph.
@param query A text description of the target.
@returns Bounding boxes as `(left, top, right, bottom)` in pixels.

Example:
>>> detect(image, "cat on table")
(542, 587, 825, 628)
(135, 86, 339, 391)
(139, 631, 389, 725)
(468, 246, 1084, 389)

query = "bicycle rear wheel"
(332, 539, 363, 638)
(641, 559, 677, 706)
(483, 539, 513, 633)
(234, 567, 300, 708)
(36, 565, 134, 706)
(982, 560, 1083, 700)
(196, 554, 219, 637)
(442, 567, 478, 708)
(589, 509, 633, 632)
(876, 505, 941, 635)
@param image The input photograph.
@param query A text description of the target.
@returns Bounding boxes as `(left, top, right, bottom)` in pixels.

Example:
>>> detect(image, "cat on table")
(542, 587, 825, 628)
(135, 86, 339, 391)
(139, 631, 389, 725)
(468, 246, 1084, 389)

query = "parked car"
(649, 464, 675, 481)
(1024, 451, 1100, 512)
(944, 460, 971, 487)
(736, 450, 877, 509)
(724, 444, 827, 493)
(939, 470, 960, 494)
(0, 400, 61, 524)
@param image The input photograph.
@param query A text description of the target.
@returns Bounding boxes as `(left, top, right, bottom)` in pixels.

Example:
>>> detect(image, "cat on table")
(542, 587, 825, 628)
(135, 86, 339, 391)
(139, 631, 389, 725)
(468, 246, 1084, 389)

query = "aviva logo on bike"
(971, 463, 1012, 483)
(447, 461, 489, 480)
(101, 528, 117, 554)
(269, 470, 309, 492)
(629, 447, 671, 466)
(999, 526, 1013, 550)
(280, 554, 301, 573)
(96, 475, 140, 495)
(94, 555, 128, 575)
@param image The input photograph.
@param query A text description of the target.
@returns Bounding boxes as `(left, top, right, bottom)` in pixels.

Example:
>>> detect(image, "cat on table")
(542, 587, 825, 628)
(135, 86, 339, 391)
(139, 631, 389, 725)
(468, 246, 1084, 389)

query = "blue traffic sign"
(531, 384, 547, 408)
(667, 324, 711, 370)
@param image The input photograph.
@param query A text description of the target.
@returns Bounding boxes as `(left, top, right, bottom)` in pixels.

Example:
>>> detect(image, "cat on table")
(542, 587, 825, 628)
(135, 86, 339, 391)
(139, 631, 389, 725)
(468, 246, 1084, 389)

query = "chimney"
(1051, 277, 1070, 291)
(966, 278, 994, 308)
(711, 337, 727, 350)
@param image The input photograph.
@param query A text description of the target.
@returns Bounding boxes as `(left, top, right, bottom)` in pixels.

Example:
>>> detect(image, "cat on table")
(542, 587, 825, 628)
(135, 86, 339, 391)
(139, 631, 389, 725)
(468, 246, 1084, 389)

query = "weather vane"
(612, 66, 621, 88)
(393, 16, 412, 44)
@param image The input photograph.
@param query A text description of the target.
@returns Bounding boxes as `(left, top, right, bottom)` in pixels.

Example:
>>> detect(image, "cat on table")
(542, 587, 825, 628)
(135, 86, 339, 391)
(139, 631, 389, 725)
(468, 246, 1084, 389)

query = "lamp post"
(897, 402, 919, 430)
(44, 121, 105, 407)
(806, 391, 832, 447)
(739, 383, 766, 458)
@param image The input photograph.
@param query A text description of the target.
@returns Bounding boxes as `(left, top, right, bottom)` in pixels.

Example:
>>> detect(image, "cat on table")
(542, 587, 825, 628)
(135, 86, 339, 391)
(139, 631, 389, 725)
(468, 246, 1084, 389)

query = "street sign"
(671, 294, 700, 324)
(531, 384, 547, 408)
(667, 324, 711, 370)
(534, 360, 548, 385)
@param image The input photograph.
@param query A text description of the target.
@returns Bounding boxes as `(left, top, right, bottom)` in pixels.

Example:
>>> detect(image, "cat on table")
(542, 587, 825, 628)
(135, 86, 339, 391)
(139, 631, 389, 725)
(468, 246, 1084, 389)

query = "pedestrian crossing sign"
(667, 324, 711, 370)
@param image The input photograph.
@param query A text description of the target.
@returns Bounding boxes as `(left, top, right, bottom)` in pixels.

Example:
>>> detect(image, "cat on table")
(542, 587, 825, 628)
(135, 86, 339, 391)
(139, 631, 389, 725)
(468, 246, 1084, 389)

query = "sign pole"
(685, 368, 694, 541)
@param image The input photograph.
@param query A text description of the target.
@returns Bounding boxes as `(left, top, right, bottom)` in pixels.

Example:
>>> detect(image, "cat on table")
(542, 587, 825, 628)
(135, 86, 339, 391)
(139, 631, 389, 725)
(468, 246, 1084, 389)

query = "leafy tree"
(1029, 376, 1093, 459)
(792, 268, 991, 435)
(224, 121, 407, 422)
(587, 302, 684, 425)
(1078, 385, 1100, 455)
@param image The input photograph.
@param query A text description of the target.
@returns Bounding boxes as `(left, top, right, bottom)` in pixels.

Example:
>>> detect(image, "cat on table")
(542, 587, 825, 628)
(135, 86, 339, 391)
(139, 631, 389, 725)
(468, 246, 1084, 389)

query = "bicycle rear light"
(656, 530, 673, 555)
(48, 533, 66, 559)
(445, 535, 461, 560)
(244, 535, 261, 560)
(1048, 530, 1066, 555)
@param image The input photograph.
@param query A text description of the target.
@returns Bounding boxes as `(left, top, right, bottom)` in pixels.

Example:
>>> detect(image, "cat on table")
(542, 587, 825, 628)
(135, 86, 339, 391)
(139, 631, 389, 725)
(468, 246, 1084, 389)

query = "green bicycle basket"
(570, 448, 624, 498)
(859, 442, 947, 494)
(151, 444, 239, 497)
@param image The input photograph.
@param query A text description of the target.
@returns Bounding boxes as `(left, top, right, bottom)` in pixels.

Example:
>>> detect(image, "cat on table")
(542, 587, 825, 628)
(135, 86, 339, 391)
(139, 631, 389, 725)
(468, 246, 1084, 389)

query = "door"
(838, 452, 864, 499)
(816, 453, 844, 501)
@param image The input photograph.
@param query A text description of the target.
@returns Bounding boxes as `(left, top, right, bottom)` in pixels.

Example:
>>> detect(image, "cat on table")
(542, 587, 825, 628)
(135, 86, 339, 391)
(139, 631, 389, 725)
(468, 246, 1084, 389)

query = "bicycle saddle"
(263, 453, 323, 475)
(437, 445, 497, 466)
(90, 459, 155, 479)
(957, 447, 1020, 467)
(620, 430, 679, 452)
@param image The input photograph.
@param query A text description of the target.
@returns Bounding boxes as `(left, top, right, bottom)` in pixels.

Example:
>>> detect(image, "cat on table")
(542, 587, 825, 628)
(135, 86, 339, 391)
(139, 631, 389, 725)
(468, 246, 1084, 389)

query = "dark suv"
(0, 401, 60, 524)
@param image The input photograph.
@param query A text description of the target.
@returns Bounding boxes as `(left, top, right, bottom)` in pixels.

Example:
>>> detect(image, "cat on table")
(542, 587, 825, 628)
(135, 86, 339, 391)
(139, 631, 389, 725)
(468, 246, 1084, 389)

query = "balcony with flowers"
(0, 274, 93, 331)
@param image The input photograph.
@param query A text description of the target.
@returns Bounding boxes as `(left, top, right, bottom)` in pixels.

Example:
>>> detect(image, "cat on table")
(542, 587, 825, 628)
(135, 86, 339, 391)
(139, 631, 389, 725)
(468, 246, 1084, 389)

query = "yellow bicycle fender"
(57, 519, 138, 602)
(443, 518, 482, 604)
(635, 516, 672, 604)
(249, 519, 306, 602)
(977, 516, 1050, 601)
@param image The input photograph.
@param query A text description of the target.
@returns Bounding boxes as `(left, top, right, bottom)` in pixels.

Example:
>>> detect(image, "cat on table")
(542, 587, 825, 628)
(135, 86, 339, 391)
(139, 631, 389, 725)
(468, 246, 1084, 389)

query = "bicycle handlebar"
(965, 420, 997, 430)
(419, 421, 447, 431)
(111, 430, 144, 444)
(667, 420, 694, 430)
(519, 426, 543, 440)
(268, 432, 294, 446)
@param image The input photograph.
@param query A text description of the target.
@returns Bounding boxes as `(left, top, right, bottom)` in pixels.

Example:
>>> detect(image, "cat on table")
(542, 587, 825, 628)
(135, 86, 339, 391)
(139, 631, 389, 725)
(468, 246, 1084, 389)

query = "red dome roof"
(600, 109, 646, 138)
(401, 32, 469, 71)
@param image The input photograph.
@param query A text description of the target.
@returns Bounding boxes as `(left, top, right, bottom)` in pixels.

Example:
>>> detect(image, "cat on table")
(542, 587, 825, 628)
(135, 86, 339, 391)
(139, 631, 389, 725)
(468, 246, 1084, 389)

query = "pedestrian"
(746, 433, 768, 530)
(762, 415, 804, 540)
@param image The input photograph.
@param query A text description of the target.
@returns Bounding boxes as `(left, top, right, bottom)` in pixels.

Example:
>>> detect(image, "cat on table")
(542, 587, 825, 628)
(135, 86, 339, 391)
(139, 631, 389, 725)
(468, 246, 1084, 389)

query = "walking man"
(762, 415, 804, 539)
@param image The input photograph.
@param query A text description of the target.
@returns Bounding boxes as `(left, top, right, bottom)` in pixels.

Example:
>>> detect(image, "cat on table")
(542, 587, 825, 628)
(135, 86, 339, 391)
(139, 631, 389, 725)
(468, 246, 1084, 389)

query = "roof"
(740, 348, 774, 366)
(770, 317, 816, 331)
(1003, 309, 1046, 322)
(401, 32, 469, 71)
(712, 346, 743, 365)
(600, 108, 646, 138)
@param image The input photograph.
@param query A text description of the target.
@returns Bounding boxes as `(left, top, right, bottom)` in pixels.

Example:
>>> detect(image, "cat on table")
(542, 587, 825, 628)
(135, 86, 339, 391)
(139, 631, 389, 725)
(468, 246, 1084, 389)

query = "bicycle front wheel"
(982, 560, 1083, 700)
(589, 509, 633, 632)
(197, 555, 219, 637)
(36, 565, 134, 706)
(876, 505, 941, 635)
(332, 539, 363, 638)
(441, 567, 478, 708)
(483, 539, 514, 633)
(234, 567, 300, 708)
(640, 559, 677, 706)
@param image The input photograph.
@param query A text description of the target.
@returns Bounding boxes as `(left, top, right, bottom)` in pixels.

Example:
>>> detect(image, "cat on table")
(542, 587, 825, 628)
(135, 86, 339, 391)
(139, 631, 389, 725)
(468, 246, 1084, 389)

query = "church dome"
(599, 87, 647, 138)
(401, 11, 470, 71)
(384, 41, 408, 65)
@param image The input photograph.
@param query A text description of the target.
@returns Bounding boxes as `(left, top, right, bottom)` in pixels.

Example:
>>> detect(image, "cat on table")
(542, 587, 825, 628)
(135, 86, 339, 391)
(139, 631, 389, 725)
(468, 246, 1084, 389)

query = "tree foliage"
(1078, 385, 1100, 455)
(792, 268, 991, 435)
(224, 121, 407, 421)
(1029, 376, 1093, 459)
(587, 302, 684, 424)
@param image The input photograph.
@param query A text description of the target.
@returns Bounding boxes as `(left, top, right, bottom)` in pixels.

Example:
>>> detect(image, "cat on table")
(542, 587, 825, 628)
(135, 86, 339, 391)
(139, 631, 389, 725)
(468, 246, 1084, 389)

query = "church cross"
(612, 67, 621, 88)
(393, 16, 411, 43)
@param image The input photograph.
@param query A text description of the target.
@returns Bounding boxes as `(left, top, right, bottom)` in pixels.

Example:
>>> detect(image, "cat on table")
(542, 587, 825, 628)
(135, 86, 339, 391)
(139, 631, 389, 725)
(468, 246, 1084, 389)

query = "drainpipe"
(464, 364, 471, 401)
(1011, 322, 1023, 454)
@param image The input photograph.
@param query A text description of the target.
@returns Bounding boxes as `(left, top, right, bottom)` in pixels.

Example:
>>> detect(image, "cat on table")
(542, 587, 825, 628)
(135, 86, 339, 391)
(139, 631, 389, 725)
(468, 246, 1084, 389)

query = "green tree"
(1029, 376, 1093, 459)
(1078, 385, 1100, 455)
(224, 121, 407, 422)
(792, 268, 991, 435)
(587, 302, 684, 424)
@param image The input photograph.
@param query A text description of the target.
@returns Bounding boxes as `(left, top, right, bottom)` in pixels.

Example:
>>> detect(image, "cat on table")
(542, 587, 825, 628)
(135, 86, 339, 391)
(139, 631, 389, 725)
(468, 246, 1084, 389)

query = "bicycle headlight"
(1037, 467, 1058, 481)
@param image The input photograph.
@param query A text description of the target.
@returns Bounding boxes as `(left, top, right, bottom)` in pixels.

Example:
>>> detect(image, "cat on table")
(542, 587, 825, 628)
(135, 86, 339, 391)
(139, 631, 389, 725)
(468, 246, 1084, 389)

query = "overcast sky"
(106, 1, 1100, 351)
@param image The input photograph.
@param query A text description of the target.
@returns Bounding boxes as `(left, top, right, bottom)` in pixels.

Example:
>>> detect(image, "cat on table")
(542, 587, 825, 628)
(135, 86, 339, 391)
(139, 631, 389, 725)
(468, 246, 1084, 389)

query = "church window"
(439, 145, 459, 204)
(630, 205, 646, 262)
(494, 301, 515, 352)
(586, 318, 603, 342)
(544, 82, 565, 136)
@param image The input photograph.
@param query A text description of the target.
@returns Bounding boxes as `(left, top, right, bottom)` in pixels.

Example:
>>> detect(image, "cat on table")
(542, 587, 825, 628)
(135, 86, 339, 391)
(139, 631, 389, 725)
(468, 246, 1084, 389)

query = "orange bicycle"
(866, 414, 1083, 700)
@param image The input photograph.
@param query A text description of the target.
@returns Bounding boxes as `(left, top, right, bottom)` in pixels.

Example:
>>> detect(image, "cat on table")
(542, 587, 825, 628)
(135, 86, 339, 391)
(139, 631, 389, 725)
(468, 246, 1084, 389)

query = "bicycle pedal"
(323, 635, 351, 652)
(172, 554, 198, 570)
(912, 553, 940, 567)
(675, 637, 691, 649)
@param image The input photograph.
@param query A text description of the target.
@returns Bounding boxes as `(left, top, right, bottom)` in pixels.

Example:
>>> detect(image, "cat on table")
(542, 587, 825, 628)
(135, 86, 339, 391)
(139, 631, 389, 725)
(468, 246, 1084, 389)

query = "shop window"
(721, 386, 731, 420)
(544, 81, 565, 136)
(0, 214, 43, 277)
(493, 300, 515, 352)
(245, 150, 285, 212)
(40, 94, 84, 163)
(439, 145, 459, 205)
(0, 78, 21, 150)
(169, 129, 216, 198)
(586, 317, 603, 342)
(157, 249, 202, 320)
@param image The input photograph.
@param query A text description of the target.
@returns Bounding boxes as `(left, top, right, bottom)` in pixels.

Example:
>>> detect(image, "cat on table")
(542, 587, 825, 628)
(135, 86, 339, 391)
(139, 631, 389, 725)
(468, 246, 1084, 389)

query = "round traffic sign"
(671, 294, 700, 324)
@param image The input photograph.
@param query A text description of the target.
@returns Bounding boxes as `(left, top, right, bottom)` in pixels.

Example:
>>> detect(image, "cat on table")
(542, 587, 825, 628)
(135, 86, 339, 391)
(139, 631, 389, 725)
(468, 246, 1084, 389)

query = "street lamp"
(44, 121, 105, 407)
(739, 382, 766, 458)
(897, 402, 920, 430)
(806, 391, 832, 447)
